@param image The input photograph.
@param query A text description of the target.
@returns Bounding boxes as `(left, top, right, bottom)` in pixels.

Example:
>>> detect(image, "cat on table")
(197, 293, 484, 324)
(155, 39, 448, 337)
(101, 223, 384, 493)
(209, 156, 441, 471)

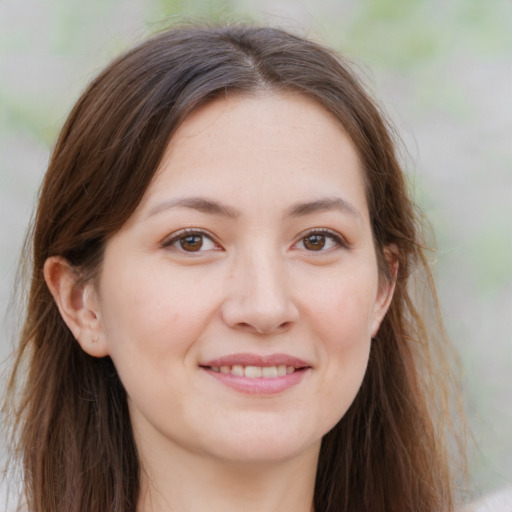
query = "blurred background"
(1, 0, 511, 507)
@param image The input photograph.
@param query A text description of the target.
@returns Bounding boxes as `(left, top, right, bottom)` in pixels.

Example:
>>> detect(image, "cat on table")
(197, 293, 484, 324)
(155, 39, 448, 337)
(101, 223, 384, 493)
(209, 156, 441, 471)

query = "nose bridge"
(222, 241, 299, 334)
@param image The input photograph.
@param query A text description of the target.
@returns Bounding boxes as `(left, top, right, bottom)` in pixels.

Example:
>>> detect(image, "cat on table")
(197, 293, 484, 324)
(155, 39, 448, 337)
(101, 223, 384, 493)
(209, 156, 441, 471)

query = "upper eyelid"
(161, 228, 221, 247)
(294, 227, 349, 246)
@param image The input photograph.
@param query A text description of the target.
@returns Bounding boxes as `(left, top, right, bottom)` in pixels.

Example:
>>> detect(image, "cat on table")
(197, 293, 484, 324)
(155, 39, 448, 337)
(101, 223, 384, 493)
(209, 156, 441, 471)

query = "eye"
(163, 229, 220, 253)
(294, 229, 346, 252)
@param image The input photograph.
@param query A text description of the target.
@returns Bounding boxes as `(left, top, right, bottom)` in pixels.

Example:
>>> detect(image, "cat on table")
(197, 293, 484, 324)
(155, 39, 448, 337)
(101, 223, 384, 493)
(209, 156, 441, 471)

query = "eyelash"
(162, 227, 348, 255)
(161, 229, 220, 254)
(293, 228, 349, 253)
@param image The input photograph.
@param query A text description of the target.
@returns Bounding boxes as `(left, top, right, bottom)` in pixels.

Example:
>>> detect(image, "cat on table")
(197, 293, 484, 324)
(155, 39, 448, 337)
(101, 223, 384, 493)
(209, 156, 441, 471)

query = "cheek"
(318, 327, 371, 432)
(305, 264, 379, 339)
(97, 265, 220, 426)
(303, 267, 376, 424)
(98, 261, 220, 370)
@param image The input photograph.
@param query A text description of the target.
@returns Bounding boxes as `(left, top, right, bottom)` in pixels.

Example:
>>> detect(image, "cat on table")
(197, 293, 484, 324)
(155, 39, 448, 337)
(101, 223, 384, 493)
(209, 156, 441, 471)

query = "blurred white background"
(1, 0, 511, 507)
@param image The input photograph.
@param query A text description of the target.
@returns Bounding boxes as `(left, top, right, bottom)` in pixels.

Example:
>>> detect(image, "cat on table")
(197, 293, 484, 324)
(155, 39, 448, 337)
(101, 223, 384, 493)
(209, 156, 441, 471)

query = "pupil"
(181, 235, 203, 251)
(304, 234, 325, 250)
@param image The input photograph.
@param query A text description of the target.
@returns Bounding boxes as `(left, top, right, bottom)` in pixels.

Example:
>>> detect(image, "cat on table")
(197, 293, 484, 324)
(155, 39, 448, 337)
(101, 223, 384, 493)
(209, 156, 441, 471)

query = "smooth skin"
(45, 92, 396, 512)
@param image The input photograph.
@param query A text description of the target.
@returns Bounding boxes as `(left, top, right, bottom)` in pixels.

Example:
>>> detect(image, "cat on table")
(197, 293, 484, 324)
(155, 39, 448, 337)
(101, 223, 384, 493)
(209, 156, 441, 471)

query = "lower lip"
(202, 368, 309, 395)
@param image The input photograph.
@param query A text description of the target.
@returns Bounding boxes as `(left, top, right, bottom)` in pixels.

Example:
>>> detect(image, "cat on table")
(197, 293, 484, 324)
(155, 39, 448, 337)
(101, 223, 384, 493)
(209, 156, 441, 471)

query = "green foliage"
(470, 217, 512, 294)
(327, 0, 512, 69)
(153, 0, 239, 22)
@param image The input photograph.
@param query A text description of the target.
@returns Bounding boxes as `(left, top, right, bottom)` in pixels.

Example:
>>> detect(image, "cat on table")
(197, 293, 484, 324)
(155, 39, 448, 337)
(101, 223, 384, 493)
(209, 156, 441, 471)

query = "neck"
(136, 441, 319, 512)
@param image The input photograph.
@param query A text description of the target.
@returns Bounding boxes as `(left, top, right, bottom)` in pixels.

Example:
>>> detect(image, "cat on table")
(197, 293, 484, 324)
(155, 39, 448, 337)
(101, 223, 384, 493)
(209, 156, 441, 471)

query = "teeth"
(262, 366, 277, 378)
(277, 365, 287, 377)
(245, 366, 262, 378)
(209, 364, 298, 379)
(231, 365, 245, 377)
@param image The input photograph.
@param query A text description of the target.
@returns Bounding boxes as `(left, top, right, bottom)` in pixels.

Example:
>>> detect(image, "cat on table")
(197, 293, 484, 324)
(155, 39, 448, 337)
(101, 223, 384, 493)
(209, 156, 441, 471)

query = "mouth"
(199, 354, 311, 394)
(206, 364, 300, 379)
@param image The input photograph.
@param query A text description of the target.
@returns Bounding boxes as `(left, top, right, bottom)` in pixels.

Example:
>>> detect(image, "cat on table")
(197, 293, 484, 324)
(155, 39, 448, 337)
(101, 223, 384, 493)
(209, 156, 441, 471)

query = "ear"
(370, 244, 398, 338)
(44, 256, 109, 358)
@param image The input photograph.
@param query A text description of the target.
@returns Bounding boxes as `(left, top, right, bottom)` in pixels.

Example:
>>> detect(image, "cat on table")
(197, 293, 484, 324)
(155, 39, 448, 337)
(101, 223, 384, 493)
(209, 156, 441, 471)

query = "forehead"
(169, 91, 354, 161)
(136, 92, 368, 221)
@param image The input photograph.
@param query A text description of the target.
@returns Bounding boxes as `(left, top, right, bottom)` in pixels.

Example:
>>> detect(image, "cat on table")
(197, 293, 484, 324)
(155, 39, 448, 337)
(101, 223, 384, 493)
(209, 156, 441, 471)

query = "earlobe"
(371, 245, 399, 338)
(44, 256, 109, 357)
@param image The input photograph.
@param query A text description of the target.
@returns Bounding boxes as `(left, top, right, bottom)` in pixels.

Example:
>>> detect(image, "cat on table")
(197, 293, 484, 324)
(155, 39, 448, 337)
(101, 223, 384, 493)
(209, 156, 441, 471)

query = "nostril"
(231, 320, 293, 335)
(221, 292, 299, 334)
(255, 320, 294, 335)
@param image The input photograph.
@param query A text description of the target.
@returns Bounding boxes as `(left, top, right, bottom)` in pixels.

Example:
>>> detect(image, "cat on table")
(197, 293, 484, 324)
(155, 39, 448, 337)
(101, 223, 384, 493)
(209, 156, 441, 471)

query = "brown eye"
(180, 235, 204, 252)
(303, 234, 326, 251)
(295, 230, 345, 253)
(164, 230, 219, 254)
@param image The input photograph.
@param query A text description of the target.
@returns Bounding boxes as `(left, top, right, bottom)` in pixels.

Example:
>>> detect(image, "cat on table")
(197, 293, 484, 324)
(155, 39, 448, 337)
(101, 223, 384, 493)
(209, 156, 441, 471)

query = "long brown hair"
(3, 23, 463, 512)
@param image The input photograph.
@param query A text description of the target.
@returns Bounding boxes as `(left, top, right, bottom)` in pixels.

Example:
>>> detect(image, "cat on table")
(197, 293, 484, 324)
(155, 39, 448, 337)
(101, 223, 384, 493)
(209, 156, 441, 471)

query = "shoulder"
(462, 487, 512, 512)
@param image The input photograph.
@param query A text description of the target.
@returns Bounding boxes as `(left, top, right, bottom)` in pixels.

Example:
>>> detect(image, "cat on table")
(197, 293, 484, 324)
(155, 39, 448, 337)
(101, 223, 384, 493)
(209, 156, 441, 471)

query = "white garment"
(465, 488, 512, 512)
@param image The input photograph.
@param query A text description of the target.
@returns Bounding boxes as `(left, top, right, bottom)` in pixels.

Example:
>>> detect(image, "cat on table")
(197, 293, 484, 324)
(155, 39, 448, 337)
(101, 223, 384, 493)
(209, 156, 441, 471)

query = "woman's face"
(93, 92, 394, 466)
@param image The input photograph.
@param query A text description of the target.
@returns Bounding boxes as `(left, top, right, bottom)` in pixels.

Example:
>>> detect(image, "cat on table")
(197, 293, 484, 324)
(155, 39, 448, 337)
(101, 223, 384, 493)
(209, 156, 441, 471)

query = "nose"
(221, 250, 299, 335)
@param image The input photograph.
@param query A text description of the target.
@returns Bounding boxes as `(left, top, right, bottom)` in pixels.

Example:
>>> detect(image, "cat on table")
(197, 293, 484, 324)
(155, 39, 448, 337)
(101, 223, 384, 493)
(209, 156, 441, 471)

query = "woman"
(3, 24, 463, 512)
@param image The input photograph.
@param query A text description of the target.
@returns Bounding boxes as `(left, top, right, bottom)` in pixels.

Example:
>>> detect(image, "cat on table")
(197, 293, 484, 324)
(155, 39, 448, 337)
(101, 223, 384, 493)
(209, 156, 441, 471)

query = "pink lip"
(201, 353, 310, 368)
(200, 353, 311, 395)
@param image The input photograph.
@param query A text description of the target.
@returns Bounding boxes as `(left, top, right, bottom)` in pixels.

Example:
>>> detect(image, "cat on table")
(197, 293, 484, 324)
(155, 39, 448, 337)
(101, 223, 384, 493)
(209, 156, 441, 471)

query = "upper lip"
(201, 353, 311, 368)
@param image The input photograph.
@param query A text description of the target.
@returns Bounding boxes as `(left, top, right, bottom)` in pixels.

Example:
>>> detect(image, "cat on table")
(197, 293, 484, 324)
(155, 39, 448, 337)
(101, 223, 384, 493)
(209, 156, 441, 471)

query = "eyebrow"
(146, 197, 241, 219)
(285, 197, 362, 220)
(145, 195, 361, 221)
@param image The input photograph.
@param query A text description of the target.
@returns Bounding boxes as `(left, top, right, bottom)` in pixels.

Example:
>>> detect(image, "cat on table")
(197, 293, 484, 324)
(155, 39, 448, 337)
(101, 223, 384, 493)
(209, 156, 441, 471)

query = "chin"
(214, 439, 318, 466)
(199, 417, 323, 465)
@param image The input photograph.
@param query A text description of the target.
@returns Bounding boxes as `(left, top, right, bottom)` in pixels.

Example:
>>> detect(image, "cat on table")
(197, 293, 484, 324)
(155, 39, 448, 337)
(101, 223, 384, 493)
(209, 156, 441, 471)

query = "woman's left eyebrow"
(285, 197, 362, 220)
